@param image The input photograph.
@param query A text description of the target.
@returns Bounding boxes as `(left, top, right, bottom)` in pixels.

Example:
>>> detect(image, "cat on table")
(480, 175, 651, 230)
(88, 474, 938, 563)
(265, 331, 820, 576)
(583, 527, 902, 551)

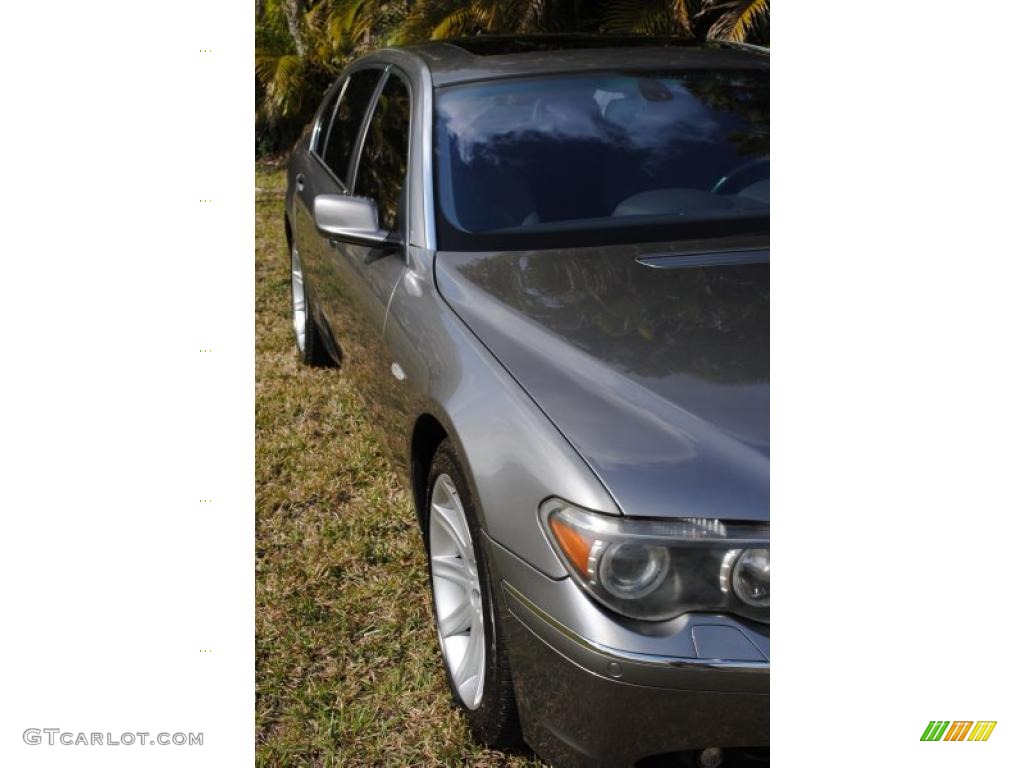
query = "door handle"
(295, 173, 305, 191)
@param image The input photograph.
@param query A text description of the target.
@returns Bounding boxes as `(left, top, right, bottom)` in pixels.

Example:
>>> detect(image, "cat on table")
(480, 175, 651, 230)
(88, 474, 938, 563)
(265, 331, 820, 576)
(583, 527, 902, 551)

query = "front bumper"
(488, 538, 769, 767)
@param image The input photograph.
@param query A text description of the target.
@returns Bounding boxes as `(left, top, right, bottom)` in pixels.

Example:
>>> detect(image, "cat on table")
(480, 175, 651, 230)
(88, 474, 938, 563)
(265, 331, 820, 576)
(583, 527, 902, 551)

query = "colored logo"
(921, 721, 997, 741)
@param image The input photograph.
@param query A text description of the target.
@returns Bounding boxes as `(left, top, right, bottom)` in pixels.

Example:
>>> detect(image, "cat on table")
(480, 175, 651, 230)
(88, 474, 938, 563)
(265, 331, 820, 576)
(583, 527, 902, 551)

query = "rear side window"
(321, 69, 381, 185)
(354, 74, 411, 233)
(310, 79, 343, 156)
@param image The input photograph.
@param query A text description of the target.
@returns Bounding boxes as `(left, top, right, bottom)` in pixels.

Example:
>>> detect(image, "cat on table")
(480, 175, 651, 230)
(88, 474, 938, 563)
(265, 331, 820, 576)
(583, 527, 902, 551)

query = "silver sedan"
(284, 35, 769, 768)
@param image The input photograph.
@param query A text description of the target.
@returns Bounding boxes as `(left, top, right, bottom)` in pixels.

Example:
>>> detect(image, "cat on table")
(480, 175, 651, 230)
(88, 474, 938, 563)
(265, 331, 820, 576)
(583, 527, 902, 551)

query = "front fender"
(386, 247, 619, 578)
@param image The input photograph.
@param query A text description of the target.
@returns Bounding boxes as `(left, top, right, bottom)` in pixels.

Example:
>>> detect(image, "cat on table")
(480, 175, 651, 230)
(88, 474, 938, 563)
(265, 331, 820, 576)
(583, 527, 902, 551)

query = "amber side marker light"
(548, 515, 594, 575)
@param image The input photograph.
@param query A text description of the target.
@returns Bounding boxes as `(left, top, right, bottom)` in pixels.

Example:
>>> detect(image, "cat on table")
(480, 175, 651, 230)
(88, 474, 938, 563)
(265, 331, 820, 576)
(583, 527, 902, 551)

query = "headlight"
(732, 548, 770, 607)
(542, 498, 769, 623)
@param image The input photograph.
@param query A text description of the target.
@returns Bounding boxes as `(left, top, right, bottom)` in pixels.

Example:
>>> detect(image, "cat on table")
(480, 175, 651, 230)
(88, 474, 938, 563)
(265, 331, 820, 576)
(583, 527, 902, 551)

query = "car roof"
(388, 35, 768, 87)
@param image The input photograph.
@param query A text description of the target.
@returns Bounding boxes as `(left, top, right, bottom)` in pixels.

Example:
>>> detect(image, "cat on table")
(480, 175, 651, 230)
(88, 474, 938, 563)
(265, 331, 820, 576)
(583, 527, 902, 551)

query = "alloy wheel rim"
(429, 473, 486, 710)
(290, 246, 306, 353)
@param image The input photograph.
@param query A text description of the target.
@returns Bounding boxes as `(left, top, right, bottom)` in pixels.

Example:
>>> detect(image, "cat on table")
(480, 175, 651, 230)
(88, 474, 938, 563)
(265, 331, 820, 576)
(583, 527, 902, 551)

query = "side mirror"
(313, 194, 399, 249)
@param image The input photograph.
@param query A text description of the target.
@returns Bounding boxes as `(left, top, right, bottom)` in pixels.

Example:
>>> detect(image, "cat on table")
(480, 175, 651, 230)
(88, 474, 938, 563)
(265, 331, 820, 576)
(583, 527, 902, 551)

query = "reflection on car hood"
(434, 240, 768, 522)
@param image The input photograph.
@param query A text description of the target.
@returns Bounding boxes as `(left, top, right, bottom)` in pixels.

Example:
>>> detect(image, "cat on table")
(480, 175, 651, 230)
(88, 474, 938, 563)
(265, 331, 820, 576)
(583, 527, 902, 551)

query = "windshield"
(433, 70, 768, 251)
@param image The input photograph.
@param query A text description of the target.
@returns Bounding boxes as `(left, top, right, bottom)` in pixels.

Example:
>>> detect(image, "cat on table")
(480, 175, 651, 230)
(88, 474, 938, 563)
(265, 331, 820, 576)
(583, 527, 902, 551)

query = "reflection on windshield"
(434, 70, 768, 249)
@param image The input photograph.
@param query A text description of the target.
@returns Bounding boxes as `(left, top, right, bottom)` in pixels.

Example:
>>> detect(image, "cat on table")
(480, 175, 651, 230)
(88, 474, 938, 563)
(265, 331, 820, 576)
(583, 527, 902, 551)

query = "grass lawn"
(255, 162, 543, 767)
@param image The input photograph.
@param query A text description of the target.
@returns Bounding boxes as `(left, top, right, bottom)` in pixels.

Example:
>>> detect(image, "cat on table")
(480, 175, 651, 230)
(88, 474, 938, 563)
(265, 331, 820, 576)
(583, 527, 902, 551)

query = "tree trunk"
(283, 0, 307, 57)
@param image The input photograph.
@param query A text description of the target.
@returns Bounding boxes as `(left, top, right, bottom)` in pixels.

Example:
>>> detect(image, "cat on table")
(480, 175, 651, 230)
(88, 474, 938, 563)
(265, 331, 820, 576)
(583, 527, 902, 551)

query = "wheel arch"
(409, 413, 449, 534)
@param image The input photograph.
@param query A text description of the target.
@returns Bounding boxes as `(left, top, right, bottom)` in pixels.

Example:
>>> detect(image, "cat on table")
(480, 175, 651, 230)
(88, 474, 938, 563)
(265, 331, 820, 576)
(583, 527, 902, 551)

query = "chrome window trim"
(318, 79, 346, 156)
(309, 77, 346, 158)
(420, 73, 436, 250)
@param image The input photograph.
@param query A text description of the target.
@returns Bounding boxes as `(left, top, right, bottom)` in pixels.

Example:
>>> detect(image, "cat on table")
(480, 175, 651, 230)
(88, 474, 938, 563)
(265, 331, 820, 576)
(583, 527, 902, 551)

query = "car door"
(318, 69, 412, 401)
(291, 66, 383, 342)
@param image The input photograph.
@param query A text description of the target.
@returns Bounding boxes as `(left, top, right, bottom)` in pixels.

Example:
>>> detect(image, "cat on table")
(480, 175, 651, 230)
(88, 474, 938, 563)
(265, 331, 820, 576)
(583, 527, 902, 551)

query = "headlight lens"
(542, 498, 769, 622)
(732, 548, 770, 607)
(596, 541, 670, 599)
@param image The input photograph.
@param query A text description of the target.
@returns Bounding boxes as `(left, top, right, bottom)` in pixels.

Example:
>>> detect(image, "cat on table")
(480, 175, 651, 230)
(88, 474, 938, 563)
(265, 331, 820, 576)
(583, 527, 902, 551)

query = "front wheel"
(426, 440, 520, 748)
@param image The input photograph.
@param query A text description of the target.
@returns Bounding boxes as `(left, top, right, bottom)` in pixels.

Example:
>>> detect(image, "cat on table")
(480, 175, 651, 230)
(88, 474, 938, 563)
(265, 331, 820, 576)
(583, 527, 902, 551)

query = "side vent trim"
(636, 249, 768, 269)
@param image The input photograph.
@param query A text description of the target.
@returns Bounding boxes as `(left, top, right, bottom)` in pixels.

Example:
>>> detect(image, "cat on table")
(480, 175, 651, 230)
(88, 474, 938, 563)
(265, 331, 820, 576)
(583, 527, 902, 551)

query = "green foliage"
(256, 0, 396, 155)
(602, 0, 690, 35)
(255, 0, 769, 160)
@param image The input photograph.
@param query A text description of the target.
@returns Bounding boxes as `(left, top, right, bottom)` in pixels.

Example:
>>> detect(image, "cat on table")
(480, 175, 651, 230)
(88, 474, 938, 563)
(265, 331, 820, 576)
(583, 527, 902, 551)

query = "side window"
(320, 69, 381, 185)
(354, 74, 411, 233)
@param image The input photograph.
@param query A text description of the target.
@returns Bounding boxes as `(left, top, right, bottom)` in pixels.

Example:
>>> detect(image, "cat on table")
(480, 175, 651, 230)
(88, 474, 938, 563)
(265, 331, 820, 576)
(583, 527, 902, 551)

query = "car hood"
(434, 241, 768, 522)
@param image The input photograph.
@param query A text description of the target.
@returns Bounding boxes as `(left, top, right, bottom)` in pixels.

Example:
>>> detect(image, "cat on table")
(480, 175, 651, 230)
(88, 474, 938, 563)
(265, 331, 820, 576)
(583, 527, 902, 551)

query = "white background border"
(773, 1, 1021, 764)
(2, 1, 1022, 765)
(1, 1, 254, 765)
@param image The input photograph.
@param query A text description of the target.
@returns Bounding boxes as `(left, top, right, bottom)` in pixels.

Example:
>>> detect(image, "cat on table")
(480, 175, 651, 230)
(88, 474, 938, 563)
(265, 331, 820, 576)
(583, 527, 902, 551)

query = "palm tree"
(398, 0, 768, 45)
(256, 0, 768, 154)
(401, 0, 574, 40)
(599, 0, 767, 41)
(601, 0, 698, 36)
(257, 0, 399, 149)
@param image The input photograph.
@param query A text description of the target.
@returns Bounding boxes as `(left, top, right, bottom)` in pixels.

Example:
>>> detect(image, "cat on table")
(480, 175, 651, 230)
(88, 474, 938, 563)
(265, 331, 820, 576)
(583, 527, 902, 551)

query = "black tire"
(290, 244, 331, 367)
(426, 440, 521, 748)
(298, 301, 332, 367)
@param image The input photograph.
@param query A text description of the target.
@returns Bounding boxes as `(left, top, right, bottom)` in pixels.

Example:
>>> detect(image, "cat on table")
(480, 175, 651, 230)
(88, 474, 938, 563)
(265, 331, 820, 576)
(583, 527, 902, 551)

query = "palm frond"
(480, 0, 503, 30)
(255, 52, 308, 118)
(327, 0, 381, 49)
(671, 0, 695, 34)
(400, 0, 465, 43)
(430, 4, 487, 39)
(705, 0, 768, 42)
(602, 0, 679, 35)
